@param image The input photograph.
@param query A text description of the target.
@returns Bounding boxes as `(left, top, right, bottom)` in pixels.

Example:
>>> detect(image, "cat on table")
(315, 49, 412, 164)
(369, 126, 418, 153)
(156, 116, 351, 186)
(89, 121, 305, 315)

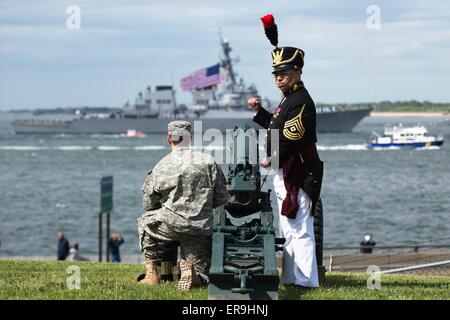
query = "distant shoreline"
(370, 111, 448, 118)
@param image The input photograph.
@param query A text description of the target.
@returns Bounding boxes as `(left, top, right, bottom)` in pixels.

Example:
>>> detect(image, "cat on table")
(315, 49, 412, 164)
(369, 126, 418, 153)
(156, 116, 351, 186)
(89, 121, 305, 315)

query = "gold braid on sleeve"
(283, 104, 306, 141)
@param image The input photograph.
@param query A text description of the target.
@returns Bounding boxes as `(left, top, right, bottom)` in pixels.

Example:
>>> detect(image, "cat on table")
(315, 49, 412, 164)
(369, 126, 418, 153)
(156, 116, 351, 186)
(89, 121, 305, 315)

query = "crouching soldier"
(136, 120, 228, 291)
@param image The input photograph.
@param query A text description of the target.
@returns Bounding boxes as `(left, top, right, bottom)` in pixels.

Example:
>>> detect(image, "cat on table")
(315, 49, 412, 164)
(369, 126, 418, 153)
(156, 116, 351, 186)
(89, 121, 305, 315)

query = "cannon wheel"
(313, 198, 325, 283)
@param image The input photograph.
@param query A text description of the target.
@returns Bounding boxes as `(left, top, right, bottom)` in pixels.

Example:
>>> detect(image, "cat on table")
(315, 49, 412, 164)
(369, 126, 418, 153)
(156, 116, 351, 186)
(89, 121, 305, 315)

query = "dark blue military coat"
(253, 81, 317, 166)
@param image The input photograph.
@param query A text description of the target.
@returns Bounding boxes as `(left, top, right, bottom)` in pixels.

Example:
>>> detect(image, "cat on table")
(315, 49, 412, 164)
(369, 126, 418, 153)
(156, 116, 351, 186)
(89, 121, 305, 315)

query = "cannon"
(208, 127, 325, 300)
(208, 127, 279, 300)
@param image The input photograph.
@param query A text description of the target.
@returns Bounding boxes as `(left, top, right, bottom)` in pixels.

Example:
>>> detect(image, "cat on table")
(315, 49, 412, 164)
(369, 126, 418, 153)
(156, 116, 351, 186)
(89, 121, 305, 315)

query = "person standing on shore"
(57, 232, 69, 261)
(360, 234, 376, 254)
(67, 243, 81, 261)
(109, 233, 124, 263)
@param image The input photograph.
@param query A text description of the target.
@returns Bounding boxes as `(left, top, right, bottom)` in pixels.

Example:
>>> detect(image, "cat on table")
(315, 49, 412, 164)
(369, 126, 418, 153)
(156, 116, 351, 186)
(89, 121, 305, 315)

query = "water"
(1, 113, 449, 258)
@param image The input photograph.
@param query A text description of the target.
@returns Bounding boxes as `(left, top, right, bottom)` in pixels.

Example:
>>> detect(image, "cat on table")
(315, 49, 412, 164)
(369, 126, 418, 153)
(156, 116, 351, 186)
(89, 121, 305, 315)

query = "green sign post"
(101, 176, 113, 212)
(99, 176, 113, 262)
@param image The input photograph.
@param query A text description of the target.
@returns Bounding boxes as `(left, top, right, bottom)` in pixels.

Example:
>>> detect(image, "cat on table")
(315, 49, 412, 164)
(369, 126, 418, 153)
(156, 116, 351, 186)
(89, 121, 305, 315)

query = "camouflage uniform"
(137, 145, 227, 280)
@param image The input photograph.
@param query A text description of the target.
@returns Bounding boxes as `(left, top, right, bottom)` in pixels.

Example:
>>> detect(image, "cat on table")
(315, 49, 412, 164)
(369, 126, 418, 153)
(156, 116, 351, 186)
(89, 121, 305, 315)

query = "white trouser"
(273, 169, 319, 287)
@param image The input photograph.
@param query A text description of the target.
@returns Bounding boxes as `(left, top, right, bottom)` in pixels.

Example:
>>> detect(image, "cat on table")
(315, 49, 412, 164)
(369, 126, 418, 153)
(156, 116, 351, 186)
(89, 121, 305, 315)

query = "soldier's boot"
(177, 259, 202, 291)
(140, 259, 160, 285)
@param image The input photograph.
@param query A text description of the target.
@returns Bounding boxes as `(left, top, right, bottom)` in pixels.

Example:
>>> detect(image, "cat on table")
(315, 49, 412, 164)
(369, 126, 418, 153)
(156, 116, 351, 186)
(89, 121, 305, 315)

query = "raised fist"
(247, 97, 261, 112)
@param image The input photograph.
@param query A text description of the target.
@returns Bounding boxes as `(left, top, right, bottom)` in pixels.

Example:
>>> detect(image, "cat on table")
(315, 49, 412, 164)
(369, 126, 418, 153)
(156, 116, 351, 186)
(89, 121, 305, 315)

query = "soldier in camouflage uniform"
(137, 120, 228, 291)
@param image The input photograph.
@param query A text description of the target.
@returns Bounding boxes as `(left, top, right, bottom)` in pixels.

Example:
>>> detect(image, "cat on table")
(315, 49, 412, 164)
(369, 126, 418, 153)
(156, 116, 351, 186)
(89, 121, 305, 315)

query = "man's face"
(273, 69, 300, 92)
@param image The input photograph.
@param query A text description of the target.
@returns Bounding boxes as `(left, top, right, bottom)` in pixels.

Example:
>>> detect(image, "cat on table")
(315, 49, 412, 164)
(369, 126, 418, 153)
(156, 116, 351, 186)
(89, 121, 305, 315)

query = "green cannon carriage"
(208, 127, 324, 300)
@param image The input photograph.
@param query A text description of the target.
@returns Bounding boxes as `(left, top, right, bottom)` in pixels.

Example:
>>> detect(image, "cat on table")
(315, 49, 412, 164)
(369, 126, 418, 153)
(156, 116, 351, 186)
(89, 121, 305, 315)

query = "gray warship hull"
(11, 108, 371, 134)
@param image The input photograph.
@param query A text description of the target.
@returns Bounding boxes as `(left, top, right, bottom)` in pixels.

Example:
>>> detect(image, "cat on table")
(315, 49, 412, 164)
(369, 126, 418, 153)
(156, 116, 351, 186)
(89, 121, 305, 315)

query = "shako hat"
(260, 14, 305, 74)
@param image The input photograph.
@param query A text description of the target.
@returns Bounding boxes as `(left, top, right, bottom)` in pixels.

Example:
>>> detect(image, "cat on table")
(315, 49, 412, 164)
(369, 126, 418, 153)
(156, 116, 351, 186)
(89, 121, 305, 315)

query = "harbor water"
(0, 113, 449, 258)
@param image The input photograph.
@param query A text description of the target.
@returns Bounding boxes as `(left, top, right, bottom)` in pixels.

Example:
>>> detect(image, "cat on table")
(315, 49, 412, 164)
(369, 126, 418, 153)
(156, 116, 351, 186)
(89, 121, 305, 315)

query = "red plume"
(260, 14, 278, 47)
(261, 14, 275, 28)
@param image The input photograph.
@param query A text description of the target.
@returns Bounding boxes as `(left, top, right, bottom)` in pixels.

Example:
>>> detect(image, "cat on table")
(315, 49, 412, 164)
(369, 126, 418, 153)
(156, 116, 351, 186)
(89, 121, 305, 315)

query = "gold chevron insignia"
(272, 49, 284, 65)
(283, 104, 306, 141)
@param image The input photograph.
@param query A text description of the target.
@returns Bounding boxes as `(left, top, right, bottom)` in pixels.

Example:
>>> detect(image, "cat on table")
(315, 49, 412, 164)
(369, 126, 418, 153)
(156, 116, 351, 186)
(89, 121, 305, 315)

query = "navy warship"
(11, 37, 371, 134)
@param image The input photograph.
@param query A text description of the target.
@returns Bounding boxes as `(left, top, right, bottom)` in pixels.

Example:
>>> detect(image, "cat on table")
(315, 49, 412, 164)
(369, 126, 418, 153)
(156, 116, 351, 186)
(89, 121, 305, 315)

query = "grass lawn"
(0, 260, 449, 300)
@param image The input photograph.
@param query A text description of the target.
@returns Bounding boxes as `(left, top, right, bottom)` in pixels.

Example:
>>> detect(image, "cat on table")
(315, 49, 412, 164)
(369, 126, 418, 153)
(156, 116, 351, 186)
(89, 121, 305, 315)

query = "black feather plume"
(261, 15, 278, 47)
(264, 25, 278, 47)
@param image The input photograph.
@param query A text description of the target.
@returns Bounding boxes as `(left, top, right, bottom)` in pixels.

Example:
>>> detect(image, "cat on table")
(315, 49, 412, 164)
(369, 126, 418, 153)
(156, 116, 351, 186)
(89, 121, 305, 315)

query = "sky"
(1, 0, 450, 110)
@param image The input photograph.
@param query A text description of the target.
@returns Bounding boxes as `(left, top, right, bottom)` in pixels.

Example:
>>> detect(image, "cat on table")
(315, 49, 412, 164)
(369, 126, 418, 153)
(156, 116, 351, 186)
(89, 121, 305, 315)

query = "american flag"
(180, 63, 221, 91)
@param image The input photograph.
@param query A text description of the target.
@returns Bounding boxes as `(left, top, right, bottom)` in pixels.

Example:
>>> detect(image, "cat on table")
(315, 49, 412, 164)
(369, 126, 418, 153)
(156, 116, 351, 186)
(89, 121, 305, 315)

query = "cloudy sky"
(1, 0, 449, 110)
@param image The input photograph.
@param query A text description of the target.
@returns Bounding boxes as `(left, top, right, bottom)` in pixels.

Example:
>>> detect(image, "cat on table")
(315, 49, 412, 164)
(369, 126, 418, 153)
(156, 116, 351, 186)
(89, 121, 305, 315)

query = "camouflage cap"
(168, 120, 192, 141)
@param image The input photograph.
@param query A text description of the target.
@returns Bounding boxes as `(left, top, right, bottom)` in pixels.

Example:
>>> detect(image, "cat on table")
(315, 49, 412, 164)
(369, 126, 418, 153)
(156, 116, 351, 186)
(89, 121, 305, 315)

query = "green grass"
(0, 260, 448, 300)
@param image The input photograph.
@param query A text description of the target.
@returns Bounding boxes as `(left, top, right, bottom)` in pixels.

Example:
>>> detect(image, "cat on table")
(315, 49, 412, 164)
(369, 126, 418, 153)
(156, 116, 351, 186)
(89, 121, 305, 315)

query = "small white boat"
(120, 129, 145, 138)
(367, 125, 444, 149)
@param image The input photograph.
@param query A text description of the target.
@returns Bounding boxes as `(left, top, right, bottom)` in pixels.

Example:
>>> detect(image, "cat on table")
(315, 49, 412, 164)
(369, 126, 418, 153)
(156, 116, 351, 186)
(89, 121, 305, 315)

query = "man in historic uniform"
(136, 120, 228, 291)
(248, 14, 324, 288)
